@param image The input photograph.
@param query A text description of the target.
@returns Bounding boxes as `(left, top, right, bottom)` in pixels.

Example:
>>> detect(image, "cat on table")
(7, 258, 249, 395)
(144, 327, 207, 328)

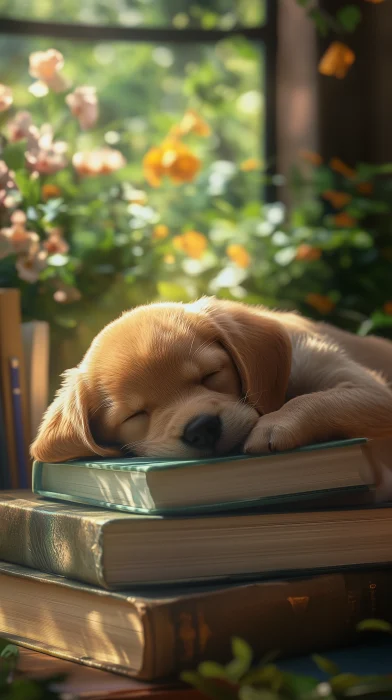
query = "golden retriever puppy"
(31, 297, 392, 462)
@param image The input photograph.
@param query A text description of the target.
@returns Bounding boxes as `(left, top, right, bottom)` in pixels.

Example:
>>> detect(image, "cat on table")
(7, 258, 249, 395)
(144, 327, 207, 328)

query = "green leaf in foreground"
(357, 619, 392, 634)
(312, 654, 341, 677)
(0, 644, 19, 661)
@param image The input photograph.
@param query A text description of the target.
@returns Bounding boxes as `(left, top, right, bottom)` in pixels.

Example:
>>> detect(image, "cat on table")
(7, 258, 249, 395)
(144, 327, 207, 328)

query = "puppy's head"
(31, 298, 292, 461)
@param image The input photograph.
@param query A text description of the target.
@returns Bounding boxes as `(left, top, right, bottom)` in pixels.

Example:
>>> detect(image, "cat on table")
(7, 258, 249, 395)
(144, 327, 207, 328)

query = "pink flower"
(53, 284, 81, 303)
(29, 49, 68, 92)
(0, 161, 16, 190)
(66, 86, 98, 130)
(16, 250, 48, 283)
(44, 228, 69, 255)
(72, 148, 125, 176)
(26, 124, 67, 174)
(0, 162, 17, 212)
(8, 111, 34, 142)
(0, 84, 13, 112)
(0, 210, 40, 256)
(0, 190, 15, 209)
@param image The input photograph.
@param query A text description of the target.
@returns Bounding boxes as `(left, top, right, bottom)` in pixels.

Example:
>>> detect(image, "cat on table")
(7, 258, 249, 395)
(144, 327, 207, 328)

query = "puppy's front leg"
(244, 382, 392, 453)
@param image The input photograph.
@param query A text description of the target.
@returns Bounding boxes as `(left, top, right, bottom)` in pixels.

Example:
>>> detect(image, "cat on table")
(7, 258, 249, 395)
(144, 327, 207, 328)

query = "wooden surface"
(17, 647, 201, 699)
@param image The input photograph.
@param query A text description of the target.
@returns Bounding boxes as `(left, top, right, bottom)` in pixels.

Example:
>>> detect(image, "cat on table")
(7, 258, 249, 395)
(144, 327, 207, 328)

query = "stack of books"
(1, 437, 392, 680)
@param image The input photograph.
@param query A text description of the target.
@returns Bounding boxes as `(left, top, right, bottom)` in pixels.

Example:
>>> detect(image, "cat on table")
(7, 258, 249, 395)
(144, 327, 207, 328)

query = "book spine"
(0, 500, 107, 589)
(139, 570, 392, 679)
(9, 358, 28, 488)
(0, 385, 10, 489)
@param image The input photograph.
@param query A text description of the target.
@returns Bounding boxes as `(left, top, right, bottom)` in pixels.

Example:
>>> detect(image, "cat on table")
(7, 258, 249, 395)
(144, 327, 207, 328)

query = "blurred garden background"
(0, 0, 391, 395)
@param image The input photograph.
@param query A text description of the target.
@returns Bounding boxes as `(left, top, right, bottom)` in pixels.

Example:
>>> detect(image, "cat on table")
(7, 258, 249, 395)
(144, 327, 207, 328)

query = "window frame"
(0, 1, 277, 198)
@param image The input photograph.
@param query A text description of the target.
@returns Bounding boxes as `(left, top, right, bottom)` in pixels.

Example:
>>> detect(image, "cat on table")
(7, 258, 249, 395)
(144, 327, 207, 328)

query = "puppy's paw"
(244, 416, 301, 454)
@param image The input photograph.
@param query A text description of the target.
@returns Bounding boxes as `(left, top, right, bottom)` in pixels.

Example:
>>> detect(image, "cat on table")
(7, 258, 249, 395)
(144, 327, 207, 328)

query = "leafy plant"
(182, 626, 392, 700)
(0, 638, 64, 699)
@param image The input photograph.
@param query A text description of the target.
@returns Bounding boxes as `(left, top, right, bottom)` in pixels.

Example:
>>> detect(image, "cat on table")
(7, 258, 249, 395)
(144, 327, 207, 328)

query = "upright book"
(2, 492, 392, 588)
(21, 320, 49, 441)
(0, 288, 30, 487)
(0, 387, 10, 489)
(32, 437, 392, 515)
(1, 561, 392, 680)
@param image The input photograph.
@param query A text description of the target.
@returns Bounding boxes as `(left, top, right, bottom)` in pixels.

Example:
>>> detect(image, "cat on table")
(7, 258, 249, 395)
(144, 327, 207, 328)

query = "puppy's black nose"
(182, 414, 222, 450)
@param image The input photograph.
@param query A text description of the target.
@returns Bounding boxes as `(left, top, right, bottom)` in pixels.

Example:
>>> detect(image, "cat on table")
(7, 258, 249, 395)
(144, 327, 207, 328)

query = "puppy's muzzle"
(182, 414, 222, 450)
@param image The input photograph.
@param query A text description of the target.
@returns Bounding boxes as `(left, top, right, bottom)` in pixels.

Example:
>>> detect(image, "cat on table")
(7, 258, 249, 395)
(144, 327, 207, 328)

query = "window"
(0, 1, 276, 380)
(0, 1, 275, 203)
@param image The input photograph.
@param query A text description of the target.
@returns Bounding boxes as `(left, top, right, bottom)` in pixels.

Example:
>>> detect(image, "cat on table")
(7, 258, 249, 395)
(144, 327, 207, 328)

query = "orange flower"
(73, 148, 125, 176)
(299, 150, 323, 167)
(322, 190, 352, 209)
(318, 42, 355, 79)
(164, 254, 175, 265)
(357, 181, 373, 195)
(333, 212, 357, 228)
(330, 158, 356, 179)
(240, 158, 262, 172)
(42, 184, 61, 200)
(295, 244, 322, 262)
(143, 146, 166, 187)
(365, 0, 385, 3)
(173, 231, 207, 259)
(164, 142, 201, 184)
(306, 293, 335, 315)
(143, 141, 201, 187)
(153, 224, 169, 240)
(226, 243, 251, 268)
(176, 109, 211, 137)
(384, 302, 392, 315)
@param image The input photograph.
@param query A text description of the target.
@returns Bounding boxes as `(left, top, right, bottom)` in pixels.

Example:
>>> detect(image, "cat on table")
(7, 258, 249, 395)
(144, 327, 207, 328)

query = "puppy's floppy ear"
(196, 298, 292, 415)
(31, 368, 119, 462)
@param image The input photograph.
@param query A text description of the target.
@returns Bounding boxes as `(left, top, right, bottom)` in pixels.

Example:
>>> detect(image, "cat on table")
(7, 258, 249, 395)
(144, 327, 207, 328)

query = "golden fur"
(31, 297, 392, 462)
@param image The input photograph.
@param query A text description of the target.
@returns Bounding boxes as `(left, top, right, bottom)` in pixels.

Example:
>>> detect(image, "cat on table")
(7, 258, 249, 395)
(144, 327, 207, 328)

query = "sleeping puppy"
(31, 297, 392, 462)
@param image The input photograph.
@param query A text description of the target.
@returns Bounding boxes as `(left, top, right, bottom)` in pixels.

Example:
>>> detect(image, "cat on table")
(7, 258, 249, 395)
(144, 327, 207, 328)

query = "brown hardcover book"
(1, 561, 392, 680)
(0, 289, 30, 487)
(17, 648, 201, 700)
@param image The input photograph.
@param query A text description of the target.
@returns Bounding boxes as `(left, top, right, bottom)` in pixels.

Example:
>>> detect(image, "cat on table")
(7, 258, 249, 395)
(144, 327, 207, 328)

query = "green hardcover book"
(32, 437, 391, 515)
(2, 491, 392, 588)
(2, 561, 392, 680)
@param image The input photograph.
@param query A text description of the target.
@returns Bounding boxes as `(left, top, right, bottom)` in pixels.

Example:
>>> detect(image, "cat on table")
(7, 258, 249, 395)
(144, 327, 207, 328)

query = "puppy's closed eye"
(202, 370, 222, 389)
(122, 410, 148, 423)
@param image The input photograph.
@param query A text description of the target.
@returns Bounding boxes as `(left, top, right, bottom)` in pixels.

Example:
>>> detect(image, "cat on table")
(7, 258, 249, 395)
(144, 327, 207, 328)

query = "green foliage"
(336, 6, 362, 33)
(0, 638, 63, 699)
(294, 0, 363, 37)
(182, 626, 392, 700)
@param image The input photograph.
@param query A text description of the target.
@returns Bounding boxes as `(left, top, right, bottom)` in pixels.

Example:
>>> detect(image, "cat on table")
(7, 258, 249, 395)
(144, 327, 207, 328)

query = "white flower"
(0, 84, 13, 112)
(16, 251, 48, 283)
